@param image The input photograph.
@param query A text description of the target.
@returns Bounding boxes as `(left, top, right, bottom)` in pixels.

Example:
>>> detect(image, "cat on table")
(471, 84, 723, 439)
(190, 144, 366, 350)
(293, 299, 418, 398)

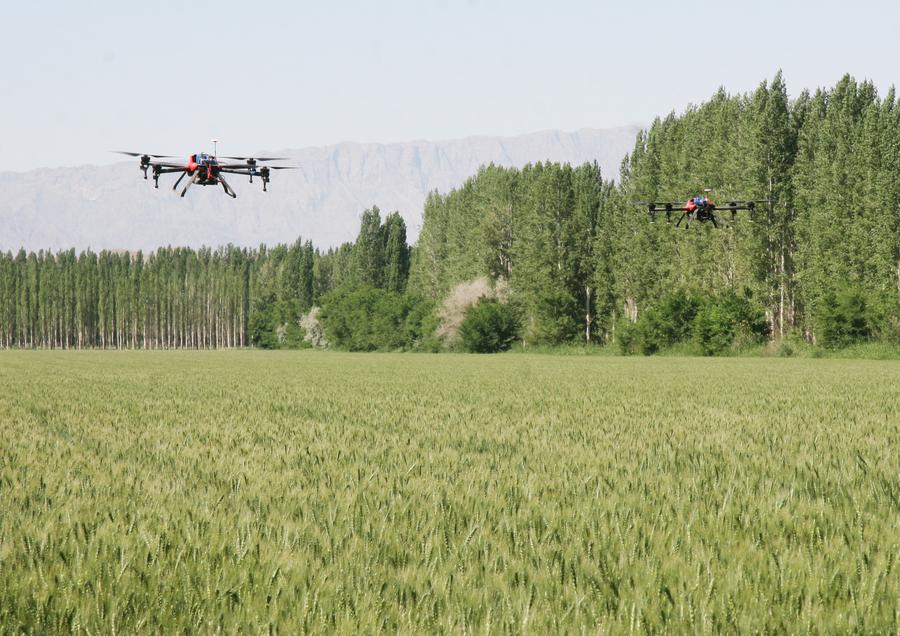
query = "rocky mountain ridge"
(0, 126, 641, 252)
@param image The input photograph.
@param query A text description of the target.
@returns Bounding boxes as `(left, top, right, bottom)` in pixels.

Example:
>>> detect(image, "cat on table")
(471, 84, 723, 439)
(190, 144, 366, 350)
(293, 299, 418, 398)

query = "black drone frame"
(116, 152, 297, 199)
(216, 155, 298, 195)
(635, 200, 771, 228)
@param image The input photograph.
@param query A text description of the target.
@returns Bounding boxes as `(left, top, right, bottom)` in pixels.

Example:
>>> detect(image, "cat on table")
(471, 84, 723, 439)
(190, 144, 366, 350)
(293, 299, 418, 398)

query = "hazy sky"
(2, 0, 897, 172)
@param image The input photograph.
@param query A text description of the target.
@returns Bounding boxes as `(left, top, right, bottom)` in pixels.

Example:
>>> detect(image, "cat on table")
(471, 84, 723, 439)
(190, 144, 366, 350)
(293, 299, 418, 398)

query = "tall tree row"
(0, 247, 253, 349)
(410, 162, 612, 342)
(411, 73, 900, 346)
(0, 209, 413, 349)
(2, 74, 896, 350)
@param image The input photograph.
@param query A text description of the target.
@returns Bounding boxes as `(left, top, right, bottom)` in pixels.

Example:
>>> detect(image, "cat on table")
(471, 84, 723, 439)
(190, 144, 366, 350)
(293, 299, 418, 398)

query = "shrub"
(693, 290, 768, 356)
(692, 302, 734, 356)
(817, 287, 870, 349)
(401, 296, 442, 351)
(249, 304, 279, 349)
(319, 285, 437, 351)
(437, 277, 502, 344)
(530, 290, 580, 345)
(277, 321, 307, 349)
(616, 318, 639, 355)
(636, 309, 665, 355)
(300, 307, 329, 348)
(459, 299, 519, 353)
(630, 290, 700, 355)
(859, 289, 898, 345)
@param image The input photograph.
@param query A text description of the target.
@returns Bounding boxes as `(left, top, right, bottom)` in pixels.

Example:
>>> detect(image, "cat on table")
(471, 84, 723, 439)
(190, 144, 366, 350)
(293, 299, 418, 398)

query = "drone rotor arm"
(635, 201, 692, 210)
(148, 161, 188, 169)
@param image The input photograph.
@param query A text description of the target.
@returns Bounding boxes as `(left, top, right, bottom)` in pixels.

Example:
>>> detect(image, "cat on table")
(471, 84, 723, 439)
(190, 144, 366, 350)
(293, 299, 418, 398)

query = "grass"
(1, 351, 898, 633)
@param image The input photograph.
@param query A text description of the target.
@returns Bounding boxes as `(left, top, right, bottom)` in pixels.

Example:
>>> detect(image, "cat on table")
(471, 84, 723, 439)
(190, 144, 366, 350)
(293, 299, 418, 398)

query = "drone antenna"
(211, 138, 219, 157)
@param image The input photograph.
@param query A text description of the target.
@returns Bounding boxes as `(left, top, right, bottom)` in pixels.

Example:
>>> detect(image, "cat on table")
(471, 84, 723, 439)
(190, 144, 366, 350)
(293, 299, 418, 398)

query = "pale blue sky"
(1, 0, 897, 171)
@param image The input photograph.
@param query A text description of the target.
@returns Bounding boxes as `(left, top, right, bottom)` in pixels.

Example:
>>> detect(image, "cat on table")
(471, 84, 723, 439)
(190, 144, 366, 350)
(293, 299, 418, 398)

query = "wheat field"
(0, 352, 897, 633)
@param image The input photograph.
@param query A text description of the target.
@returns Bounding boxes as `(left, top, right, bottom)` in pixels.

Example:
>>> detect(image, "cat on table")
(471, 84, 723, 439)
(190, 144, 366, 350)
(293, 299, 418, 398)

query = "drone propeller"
(220, 156, 289, 163)
(114, 151, 174, 158)
(219, 156, 292, 183)
(114, 151, 176, 179)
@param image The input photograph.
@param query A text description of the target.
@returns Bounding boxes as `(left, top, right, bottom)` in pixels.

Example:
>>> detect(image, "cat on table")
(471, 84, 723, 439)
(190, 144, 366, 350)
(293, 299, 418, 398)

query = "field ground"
(1, 352, 898, 633)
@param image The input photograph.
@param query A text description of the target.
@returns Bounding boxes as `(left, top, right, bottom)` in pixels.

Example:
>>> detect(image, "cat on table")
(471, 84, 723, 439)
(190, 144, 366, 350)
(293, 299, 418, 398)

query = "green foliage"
(867, 290, 900, 345)
(354, 207, 386, 288)
(319, 285, 434, 351)
(692, 290, 769, 356)
(692, 303, 736, 356)
(277, 321, 308, 349)
(3, 74, 898, 357)
(616, 289, 767, 356)
(409, 73, 899, 354)
(527, 289, 579, 344)
(816, 286, 871, 348)
(636, 290, 700, 355)
(410, 162, 611, 346)
(383, 211, 411, 293)
(0, 210, 415, 350)
(615, 318, 639, 355)
(458, 298, 519, 353)
(400, 293, 441, 351)
(248, 304, 278, 349)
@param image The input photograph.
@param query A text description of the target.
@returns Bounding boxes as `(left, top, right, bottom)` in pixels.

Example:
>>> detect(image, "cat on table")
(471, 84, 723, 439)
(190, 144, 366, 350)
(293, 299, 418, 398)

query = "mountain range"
(0, 126, 641, 252)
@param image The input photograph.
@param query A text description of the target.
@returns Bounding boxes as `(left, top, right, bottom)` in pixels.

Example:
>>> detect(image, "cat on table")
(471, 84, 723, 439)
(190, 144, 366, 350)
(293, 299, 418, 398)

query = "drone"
(634, 190, 770, 228)
(115, 140, 297, 198)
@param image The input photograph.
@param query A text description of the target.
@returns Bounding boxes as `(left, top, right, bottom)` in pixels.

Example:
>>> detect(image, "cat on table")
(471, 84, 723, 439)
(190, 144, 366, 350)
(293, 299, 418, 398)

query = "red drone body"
(634, 194, 770, 228)
(115, 149, 298, 198)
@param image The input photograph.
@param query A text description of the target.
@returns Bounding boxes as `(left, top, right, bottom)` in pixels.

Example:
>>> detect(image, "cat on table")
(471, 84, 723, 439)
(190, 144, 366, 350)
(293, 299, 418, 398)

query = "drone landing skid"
(180, 174, 199, 198)
(219, 176, 237, 199)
